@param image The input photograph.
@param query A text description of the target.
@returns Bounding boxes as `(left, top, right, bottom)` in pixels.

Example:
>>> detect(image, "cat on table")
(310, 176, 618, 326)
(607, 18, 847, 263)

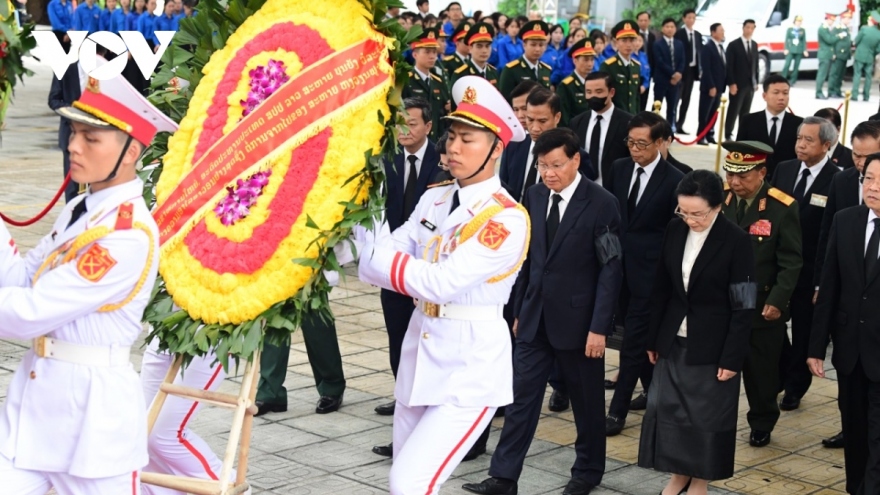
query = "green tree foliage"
(497, 0, 528, 17)
(622, 0, 697, 28)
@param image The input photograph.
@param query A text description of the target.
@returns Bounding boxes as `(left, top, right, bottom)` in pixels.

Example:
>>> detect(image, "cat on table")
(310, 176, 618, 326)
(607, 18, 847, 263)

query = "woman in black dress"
(638, 170, 756, 495)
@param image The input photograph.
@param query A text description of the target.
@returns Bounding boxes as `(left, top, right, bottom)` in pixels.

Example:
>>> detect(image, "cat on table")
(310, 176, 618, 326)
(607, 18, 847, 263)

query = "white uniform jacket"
(0, 178, 159, 478)
(358, 176, 528, 407)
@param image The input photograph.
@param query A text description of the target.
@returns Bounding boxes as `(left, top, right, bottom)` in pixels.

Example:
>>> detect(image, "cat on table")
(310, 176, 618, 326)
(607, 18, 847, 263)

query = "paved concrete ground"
(0, 56, 868, 494)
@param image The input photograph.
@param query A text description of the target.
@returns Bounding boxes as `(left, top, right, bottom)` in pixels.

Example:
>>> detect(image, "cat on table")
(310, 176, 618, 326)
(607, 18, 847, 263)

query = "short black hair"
(526, 88, 561, 116)
(435, 131, 448, 154)
(762, 73, 790, 92)
(743, 18, 756, 27)
(533, 128, 580, 159)
(504, 16, 519, 29)
(549, 24, 564, 36)
(446, 1, 461, 9)
(661, 17, 676, 27)
(627, 111, 667, 142)
(403, 97, 432, 124)
(585, 71, 612, 89)
(515, 15, 529, 26)
(710, 22, 722, 33)
(511, 80, 540, 101)
(682, 8, 696, 17)
(416, 0, 428, 6)
(864, 152, 880, 175)
(590, 31, 607, 44)
(814, 107, 842, 129)
(676, 170, 725, 208)
(636, 11, 650, 20)
(851, 120, 880, 141)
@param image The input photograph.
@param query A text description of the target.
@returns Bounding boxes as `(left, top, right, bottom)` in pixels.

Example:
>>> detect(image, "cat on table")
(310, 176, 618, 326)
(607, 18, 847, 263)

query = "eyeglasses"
(536, 157, 573, 172)
(674, 206, 713, 221)
(623, 138, 655, 150)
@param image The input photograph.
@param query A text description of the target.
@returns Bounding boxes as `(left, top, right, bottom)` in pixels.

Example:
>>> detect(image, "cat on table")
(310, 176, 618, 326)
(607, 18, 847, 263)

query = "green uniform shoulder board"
(540, 61, 552, 70)
(723, 182, 730, 191)
(604, 56, 617, 65)
(562, 76, 574, 85)
(427, 179, 455, 189)
(454, 64, 469, 74)
(430, 73, 443, 82)
(631, 58, 640, 66)
(768, 187, 795, 206)
(488, 63, 496, 70)
(443, 55, 455, 61)
(506, 59, 519, 68)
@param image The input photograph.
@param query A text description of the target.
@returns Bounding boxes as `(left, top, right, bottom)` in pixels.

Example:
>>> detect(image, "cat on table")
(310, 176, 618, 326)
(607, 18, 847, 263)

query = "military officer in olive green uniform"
(451, 22, 498, 87)
(556, 38, 596, 126)
(781, 15, 809, 86)
(443, 23, 471, 74)
(497, 20, 552, 101)
(403, 27, 451, 140)
(720, 141, 803, 448)
(602, 20, 642, 115)
(852, 11, 880, 101)
(828, 10, 853, 98)
(817, 13, 838, 99)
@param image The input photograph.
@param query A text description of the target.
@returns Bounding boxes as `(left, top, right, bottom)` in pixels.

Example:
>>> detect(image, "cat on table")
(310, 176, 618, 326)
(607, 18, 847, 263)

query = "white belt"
(32, 336, 131, 367)
(417, 301, 503, 321)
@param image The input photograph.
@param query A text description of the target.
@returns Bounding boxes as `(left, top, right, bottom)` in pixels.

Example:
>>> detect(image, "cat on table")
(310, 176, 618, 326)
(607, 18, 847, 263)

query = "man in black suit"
(725, 19, 759, 140)
(771, 116, 840, 411)
(737, 75, 803, 178)
(813, 121, 880, 449)
(697, 23, 727, 145)
(653, 18, 685, 131)
(674, 9, 702, 134)
(499, 88, 594, 202)
(659, 128, 694, 174)
(462, 128, 622, 495)
(604, 112, 684, 436)
(373, 97, 442, 430)
(636, 11, 659, 110)
(568, 71, 632, 186)
(815, 107, 856, 170)
(809, 153, 880, 494)
(48, 61, 84, 202)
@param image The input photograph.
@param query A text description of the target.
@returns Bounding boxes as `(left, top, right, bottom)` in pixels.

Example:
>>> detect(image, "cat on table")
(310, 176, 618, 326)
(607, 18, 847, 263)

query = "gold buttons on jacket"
(422, 332, 430, 339)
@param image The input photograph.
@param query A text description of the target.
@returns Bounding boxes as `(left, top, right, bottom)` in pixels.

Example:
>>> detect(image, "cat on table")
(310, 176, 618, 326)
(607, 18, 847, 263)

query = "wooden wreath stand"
(141, 348, 262, 495)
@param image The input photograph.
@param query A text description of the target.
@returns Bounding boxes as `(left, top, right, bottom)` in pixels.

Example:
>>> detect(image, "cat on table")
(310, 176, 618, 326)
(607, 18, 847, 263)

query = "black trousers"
(743, 322, 786, 432)
(724, 84, 755, 139)
(698, 90, 722, 142)
(654, 84, 680, 132)
(676, 65, 700, 128)
(608, 295, 653, 419)
(489, 321, 605, 485)
(780, 285, 815, 399)
(380, 288, 415, 378)
(839, 360, 880, 494)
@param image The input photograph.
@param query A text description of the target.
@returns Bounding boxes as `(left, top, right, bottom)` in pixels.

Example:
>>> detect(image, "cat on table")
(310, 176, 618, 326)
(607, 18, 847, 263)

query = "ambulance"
(693, 0, 859, 83)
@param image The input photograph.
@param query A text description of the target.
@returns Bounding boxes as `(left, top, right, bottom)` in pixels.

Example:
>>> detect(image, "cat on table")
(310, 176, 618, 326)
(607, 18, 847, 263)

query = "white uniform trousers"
(0, 452, 140, 495)
(140, 342, 228, 495)
(390, 403, 496, 495)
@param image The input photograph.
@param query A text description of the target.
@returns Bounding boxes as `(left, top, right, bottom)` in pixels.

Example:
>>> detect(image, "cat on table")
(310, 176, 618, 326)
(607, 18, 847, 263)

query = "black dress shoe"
(629, 391, 648, 411)
(462, 441, 486, 461)
(749, 429, 771, 447)
(461, 477, 518, 494)
(315, 395, 342, 414)
(562, 477, 595, 495)
(548, 390, 570, 412)
(697, 139, 709, 146)
(706, 137, 717, 144)
(823, 431, 845, 448)
(374, 401, 395, 416)
(604, 379, 617, 390)
(372, 442, 392, 457)
(676, 128, 689, 135)
(254, 401, 287, 417)
(605, 415, 625, 436)
(779, 394, 801, 411)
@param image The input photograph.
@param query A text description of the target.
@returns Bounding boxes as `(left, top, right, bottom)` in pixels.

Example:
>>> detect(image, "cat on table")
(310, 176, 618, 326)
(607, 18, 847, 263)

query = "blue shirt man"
(73, 0, 101, 33)
(47, 0, 74, 32)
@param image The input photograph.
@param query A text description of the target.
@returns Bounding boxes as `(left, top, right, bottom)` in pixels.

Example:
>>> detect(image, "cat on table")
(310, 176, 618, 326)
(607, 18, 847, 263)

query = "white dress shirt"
(547, 172, 582, 220)
(795, 157, 830, 194)
(765, 109, 784, 143)
(413, 67, 432, 84)
(678, 213, 719, 337)
(629, 152, 661, 204)
(866, 209, 880, 255)
(403, 138, 429, 186)
(586, 103, 614, 180)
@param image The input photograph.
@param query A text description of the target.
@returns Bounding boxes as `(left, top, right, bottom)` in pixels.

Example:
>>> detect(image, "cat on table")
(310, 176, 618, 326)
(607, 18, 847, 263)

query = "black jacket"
(384, 142, 441, 232)
(665, 152, 693, 174)
(568, 107, 632, 184)
(514, 177, 623, 349)
(725, 37, 758, 88)
(674, 26, 702, 73)
(649, 215, 756, 372)
(815, 166, 861, 286)
(737, 111, 803, 177)
(700, 38, 727, 93)
(830, 143, 855, 170)
(499, 139, 595, 202)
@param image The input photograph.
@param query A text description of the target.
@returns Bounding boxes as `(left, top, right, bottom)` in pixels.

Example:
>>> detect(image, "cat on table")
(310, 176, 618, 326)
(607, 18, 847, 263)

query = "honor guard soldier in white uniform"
(0, 74, 175, 494)
(339, 75, 528, 494)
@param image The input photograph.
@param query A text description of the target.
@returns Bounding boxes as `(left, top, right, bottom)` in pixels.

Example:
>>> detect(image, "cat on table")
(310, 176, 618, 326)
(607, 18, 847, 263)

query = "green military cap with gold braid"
(722, 141, 774, 173)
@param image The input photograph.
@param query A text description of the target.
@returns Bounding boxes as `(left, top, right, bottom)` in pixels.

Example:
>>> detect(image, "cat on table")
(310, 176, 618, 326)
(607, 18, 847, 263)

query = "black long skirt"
(638, 337, 741, 481)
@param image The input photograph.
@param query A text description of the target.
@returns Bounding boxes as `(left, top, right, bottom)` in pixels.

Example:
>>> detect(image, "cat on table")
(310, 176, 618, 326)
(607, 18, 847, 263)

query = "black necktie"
(866, 218, 880, 276)
(689, 31, 693, 59)
(523, 153, 539, 198)
(449, 190, 460, 214)
(403, 155, 418, 217)
(736, 197, 748, 223)
(627, 167, 644, 216)
(668, 39, 674, 66)
(718, 43, 726, 65)
(769, 117, 779, 145)
(792, 168, 811, 203)
(66, 199, 88, 230)
(547, 193, 562, 244)
(589, 115, 603, 177)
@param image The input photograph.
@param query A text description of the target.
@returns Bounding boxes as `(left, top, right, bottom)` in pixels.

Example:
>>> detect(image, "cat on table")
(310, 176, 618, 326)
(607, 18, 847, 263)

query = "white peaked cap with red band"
(445, 75, 526, 146)
(55, 72, 178, 146)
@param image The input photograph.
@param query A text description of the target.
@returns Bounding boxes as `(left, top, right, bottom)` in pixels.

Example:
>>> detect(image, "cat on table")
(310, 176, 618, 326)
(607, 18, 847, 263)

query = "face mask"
(586, 96, 607, 112)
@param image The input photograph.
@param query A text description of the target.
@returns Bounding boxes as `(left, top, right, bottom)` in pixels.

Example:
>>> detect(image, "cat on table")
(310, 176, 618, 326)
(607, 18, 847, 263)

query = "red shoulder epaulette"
(492, 192, 517, 208)
(114, 203, 134, 230)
